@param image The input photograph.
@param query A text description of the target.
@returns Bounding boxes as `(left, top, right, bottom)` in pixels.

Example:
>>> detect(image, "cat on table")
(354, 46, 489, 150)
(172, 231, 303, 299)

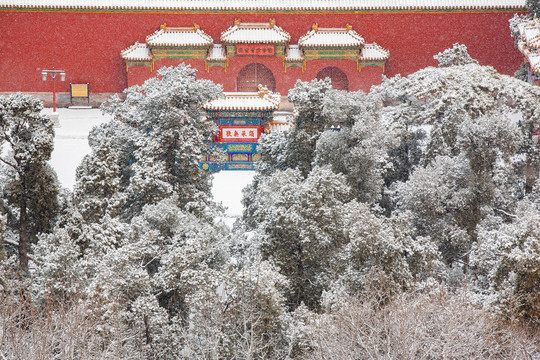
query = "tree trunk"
(18, 196, 29, 272)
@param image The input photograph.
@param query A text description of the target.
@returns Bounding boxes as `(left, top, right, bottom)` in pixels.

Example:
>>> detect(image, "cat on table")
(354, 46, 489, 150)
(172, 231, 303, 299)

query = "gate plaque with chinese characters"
(220, 126, 260, 142)
(236, 44, 275, 56)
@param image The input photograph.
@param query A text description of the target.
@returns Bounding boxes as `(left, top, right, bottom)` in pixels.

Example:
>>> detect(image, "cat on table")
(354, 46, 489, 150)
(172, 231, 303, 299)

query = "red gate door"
(236, 63, 276, 92)
(316, 67, 349, 91)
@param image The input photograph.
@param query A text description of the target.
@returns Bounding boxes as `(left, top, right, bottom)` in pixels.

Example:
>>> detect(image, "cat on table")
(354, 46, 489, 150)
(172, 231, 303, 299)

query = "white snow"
(208, 44, 226, 60)
(221, 23, 290, 44)
(44, 108, 110, 189)
(212, 170, 255, 224)
(121, 42, 152, 61)
(45, 107, 254, 222)
(285, 45, 303, 60)
(299, 28, 365, 47)
(204, 92, 281, 111)
(146, 27, 213, 47)
(360, 43, 390, 60)
(0, 0, 526, 11)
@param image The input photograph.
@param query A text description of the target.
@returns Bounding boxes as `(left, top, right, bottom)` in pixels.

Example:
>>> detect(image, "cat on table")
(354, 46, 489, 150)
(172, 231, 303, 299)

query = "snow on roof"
(204, 87, 280, 111)
(526, 51, 540, 74)
(285, 45, 303, 60)
(221, 19, 290, 44)
(360, 43, 389, 61)
(518, 17, 540, 45)
(266, 118, 292, 133)
(524, 27, 540, 48)
(299, 24, 365, 47)
(0, 0, 526, 11)
(146, 24, 213, 47)
(121, 42, 152, 61)
(207, 44, 226, 60)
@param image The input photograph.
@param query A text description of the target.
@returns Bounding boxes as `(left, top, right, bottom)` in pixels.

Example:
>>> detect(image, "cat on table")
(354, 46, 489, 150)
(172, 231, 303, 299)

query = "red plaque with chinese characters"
(219, 126, 261, 142)
(236, 44, 275, 56)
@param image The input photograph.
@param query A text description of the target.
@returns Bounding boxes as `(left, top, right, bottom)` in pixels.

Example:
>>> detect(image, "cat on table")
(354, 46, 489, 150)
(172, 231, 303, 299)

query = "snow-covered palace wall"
(0, 0, 528, 102)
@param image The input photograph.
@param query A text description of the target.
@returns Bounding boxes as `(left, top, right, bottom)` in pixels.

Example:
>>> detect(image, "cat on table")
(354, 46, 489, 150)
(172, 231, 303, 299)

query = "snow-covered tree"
(0, 93, 59, 271)
(73, 122, 131, 223)
(266, 78, 334, 177)
(433, 43, 478, 67)
(471, 199, 540, 325)
(100, 64, 223, 220)
(314, 98, 399, 203)
(336, 203, 441, 302)
(249, 166, 353, 308)
(527, 0, 540, 16)
(370, 59, 540, 267)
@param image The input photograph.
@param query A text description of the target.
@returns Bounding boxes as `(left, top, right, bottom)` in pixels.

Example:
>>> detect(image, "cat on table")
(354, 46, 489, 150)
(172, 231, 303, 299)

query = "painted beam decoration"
(200, 86, 285, 171)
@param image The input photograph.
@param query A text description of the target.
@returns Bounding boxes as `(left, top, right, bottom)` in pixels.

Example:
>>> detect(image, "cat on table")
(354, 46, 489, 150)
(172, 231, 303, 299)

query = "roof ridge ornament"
(160, 23, 166, 30)
(269, 18, 276, 27)
(312, 23, 319, 32)
(257, 84, 270, 98)
(346, 24, 353, 31)
(235, 18, 241, 26)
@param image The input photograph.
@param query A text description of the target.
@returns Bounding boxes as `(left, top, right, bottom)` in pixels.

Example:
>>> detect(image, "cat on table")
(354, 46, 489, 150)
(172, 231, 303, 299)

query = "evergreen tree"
(100, 64, 223, 220)
(527, 0, 540, 16)
(0, 93, 58, 271)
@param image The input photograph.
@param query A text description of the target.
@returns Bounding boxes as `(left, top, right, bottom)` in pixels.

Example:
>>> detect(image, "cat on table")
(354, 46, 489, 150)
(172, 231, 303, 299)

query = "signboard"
(236, 44, 275, 56)
(71, 84, 89, 97)
(220, 126, 260, 142)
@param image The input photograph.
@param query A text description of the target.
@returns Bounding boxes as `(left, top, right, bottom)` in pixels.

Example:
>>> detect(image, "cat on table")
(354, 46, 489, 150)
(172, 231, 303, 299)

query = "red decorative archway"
(236, 63, 276, 92)
(316, 67, 349, 91)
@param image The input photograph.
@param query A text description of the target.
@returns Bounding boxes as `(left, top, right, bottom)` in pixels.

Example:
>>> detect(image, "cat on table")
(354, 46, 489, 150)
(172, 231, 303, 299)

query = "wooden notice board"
(70, 83, 90, 105)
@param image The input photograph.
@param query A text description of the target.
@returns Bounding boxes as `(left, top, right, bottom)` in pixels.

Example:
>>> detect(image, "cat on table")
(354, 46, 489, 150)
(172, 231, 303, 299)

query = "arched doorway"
(316, 67, 349, 91)
(236, 63, 276, 92)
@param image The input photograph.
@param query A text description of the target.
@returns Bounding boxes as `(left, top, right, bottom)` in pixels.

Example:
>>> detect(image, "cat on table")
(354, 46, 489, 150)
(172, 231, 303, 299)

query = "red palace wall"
(0, 10, 525, 96)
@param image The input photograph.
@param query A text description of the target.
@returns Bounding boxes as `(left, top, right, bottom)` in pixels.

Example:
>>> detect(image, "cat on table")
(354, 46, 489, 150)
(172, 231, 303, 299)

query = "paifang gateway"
(0, 0, 530, 106)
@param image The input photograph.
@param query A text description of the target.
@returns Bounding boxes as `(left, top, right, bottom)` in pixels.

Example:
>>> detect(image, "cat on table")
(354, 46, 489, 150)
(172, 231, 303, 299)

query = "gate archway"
(236, 63, 276, 92)
(316, 67, 349, 91)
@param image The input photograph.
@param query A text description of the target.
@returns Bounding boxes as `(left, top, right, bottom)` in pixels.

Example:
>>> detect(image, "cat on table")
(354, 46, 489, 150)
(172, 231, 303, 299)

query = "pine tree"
(100, 64, 223, 220)
(0, 93, 58, 271)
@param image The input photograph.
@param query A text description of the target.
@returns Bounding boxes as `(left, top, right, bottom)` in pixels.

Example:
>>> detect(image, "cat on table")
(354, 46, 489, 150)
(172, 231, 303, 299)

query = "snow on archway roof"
(0, 0, 526, 11)
(360, 43, 390, 60)
(204, 88, 281, 111)
(299, 24, 365, 47)
(121, 42, 152, 61)
(221, 19, 290, 44)
(146, 24, 213, 47)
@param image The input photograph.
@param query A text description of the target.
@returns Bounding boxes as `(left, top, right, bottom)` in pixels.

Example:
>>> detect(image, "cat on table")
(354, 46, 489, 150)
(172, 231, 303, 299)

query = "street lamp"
(41, 68, 66, 113)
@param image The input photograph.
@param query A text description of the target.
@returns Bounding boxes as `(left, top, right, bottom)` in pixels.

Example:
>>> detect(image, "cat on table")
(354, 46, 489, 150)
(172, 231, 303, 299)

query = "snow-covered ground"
(45, 108, 254, 223)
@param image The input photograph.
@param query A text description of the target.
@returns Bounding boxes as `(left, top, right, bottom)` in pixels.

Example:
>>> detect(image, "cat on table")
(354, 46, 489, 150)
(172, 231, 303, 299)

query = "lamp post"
(41, 68, 66, 112)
